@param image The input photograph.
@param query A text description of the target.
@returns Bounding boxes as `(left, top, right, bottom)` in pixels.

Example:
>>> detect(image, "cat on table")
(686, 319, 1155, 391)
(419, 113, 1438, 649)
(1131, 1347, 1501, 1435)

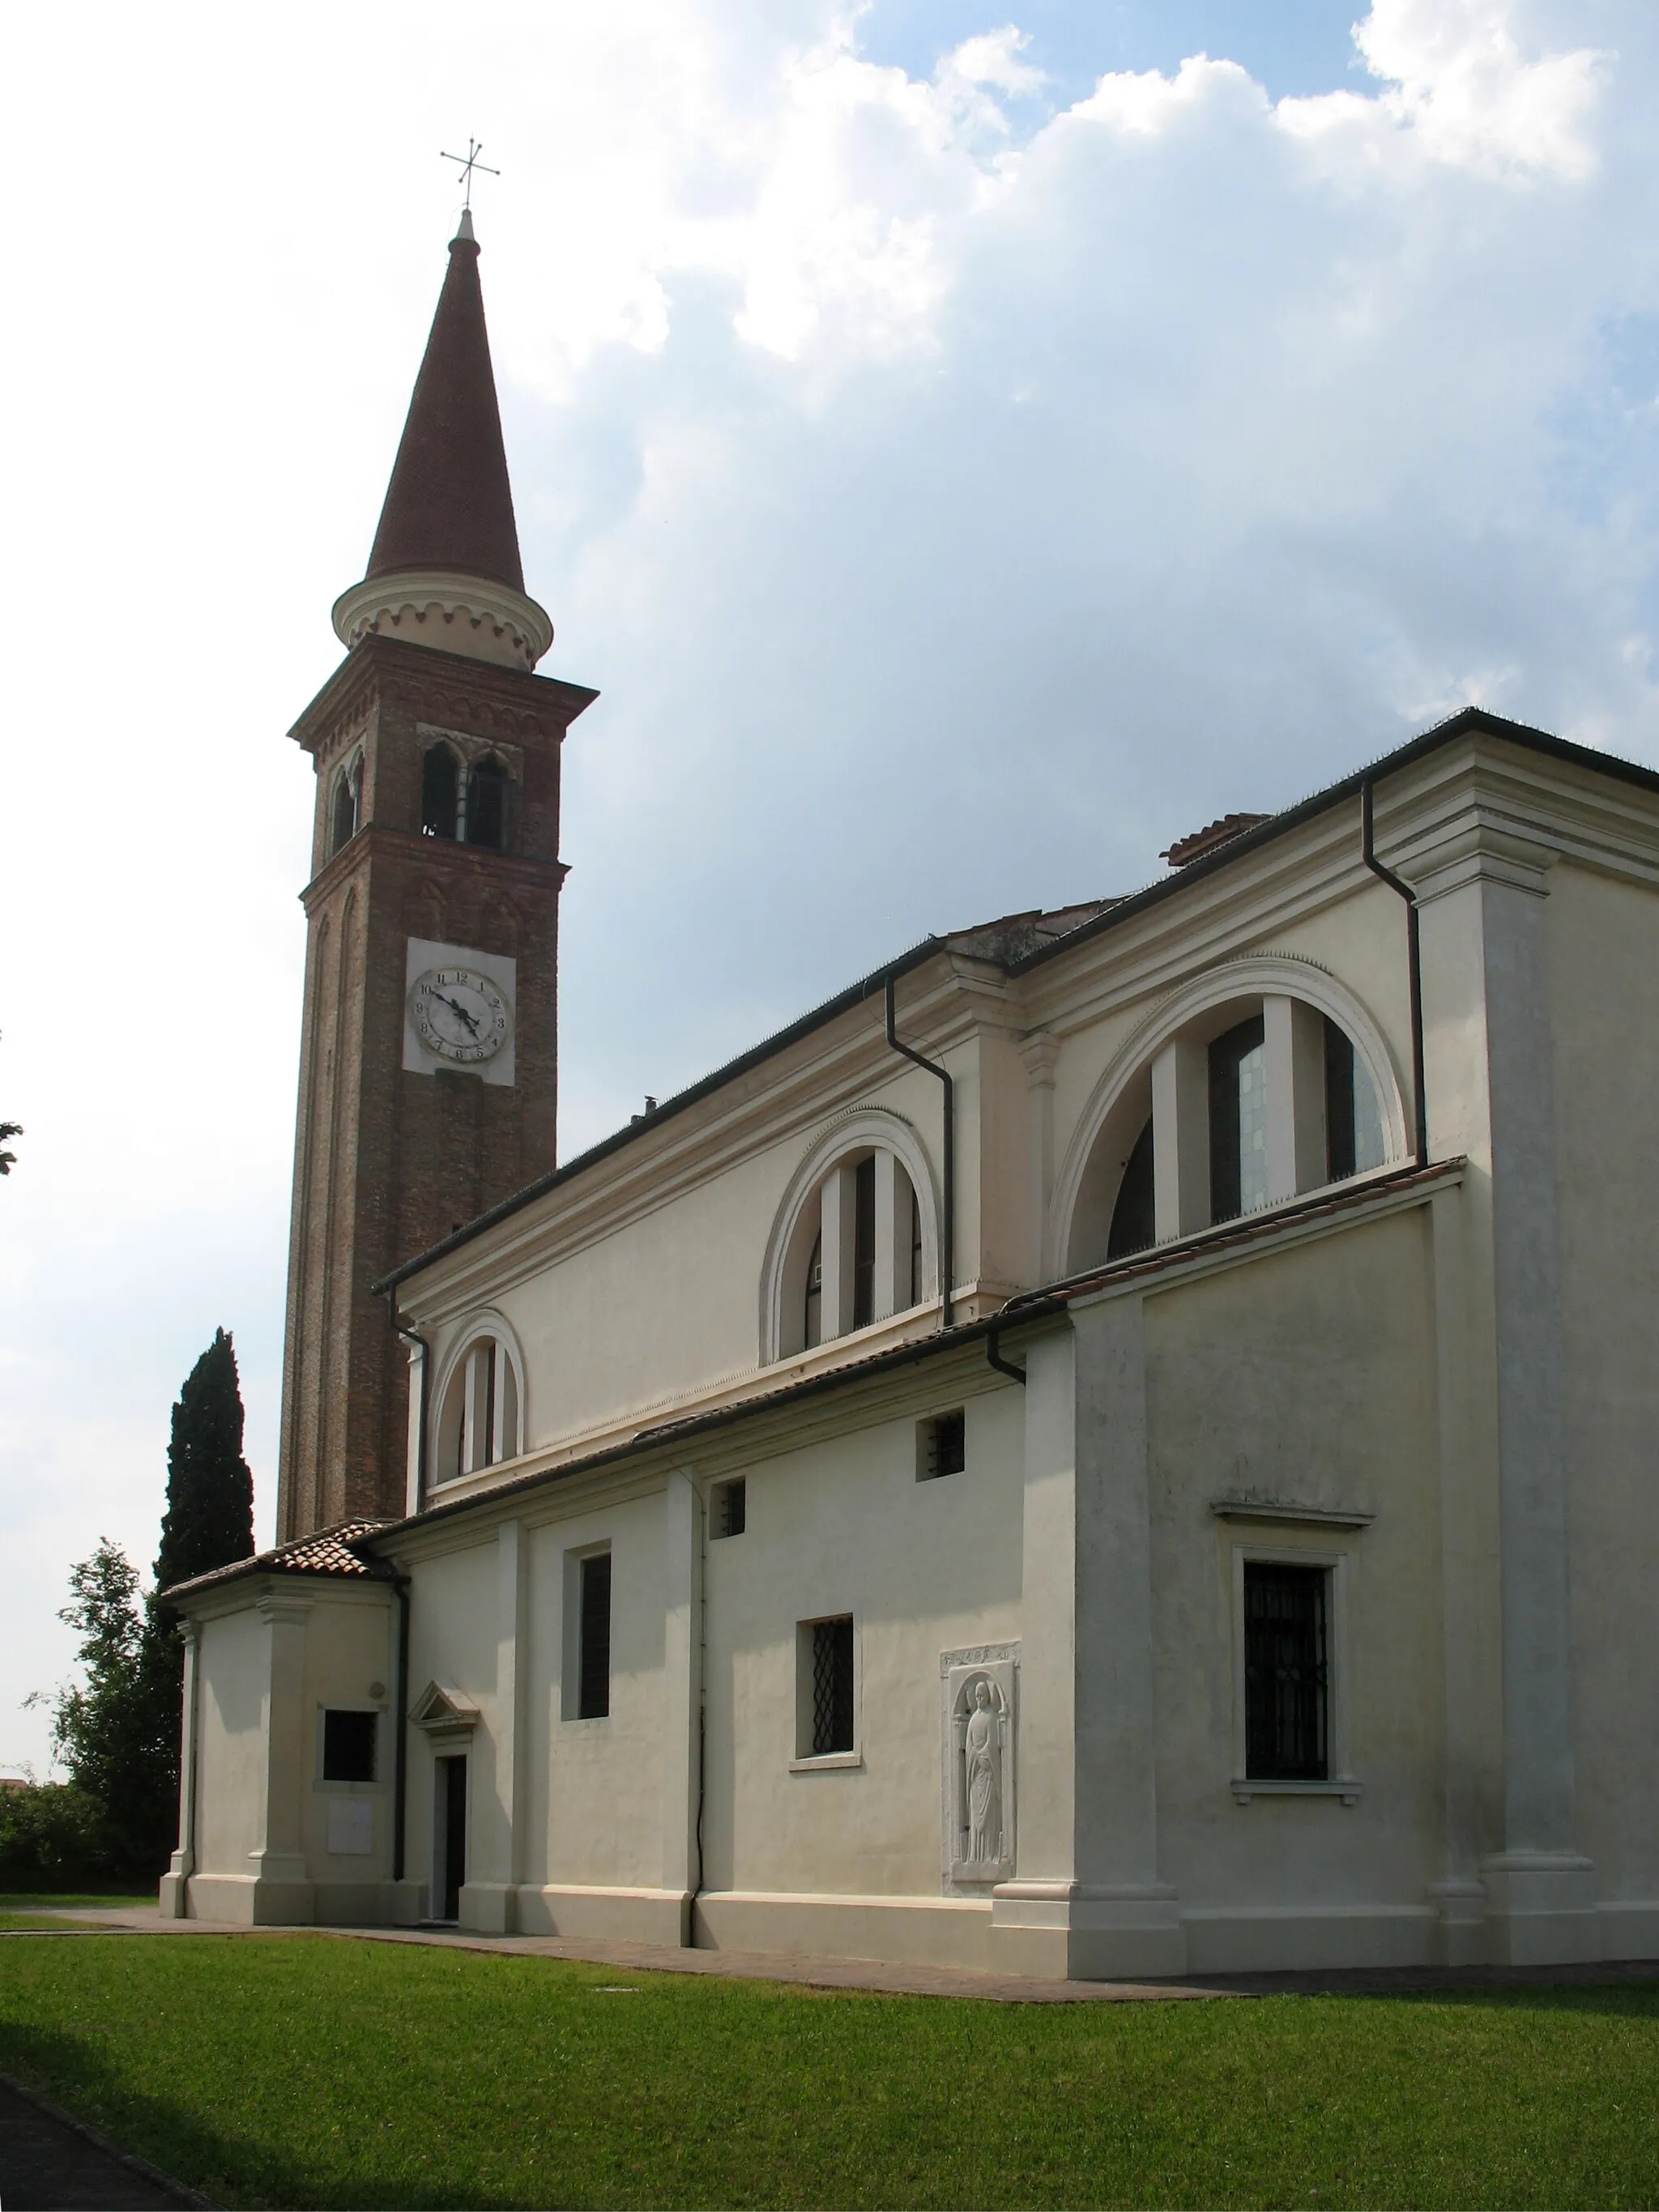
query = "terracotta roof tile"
(161, 1520, 396, 1603)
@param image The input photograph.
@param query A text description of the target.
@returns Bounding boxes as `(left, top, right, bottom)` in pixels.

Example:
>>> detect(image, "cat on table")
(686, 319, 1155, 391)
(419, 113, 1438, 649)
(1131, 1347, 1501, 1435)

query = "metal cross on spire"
(440, 138, 499, 211)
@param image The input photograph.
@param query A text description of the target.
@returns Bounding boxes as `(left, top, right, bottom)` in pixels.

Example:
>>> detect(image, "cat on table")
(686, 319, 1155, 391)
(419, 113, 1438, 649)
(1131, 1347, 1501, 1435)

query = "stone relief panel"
(940, 1643, 1018, 1890)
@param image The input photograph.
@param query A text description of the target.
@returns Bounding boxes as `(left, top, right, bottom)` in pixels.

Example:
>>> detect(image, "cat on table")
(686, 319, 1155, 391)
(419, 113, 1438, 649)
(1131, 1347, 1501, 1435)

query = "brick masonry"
(276, 632, 597, 1537)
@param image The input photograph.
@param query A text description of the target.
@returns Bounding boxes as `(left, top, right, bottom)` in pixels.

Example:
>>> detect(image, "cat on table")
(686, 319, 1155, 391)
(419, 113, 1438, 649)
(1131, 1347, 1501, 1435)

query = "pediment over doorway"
(409, 1681, 480, 1741)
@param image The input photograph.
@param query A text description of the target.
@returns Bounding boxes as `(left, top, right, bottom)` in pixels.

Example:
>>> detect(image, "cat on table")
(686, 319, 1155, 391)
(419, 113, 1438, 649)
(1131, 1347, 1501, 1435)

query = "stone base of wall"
(513, 1884, 693, 1946)
(694, 1890, 996, 1971)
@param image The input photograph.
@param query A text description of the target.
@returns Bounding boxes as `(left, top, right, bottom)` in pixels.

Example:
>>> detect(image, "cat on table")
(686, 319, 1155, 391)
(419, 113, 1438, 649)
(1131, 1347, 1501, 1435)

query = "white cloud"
(4, 0, 1659, 1769)
(1356, 0, 1607, 180)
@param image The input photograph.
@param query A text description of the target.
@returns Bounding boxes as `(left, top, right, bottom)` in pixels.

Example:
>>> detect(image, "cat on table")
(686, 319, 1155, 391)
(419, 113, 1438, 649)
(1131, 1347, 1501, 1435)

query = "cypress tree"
(154, 1328, 256, 1598)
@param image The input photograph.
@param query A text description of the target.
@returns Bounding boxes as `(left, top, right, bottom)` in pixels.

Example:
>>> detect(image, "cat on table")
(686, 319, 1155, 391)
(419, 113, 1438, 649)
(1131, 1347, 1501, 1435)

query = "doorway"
(436, 1754, 467, 1922)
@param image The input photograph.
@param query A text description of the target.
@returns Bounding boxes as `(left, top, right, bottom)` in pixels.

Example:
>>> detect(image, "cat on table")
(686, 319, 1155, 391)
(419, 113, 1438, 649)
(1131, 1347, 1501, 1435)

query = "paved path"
(0, 2074, 203, 2210)
(15, 1906, 1659, 2004)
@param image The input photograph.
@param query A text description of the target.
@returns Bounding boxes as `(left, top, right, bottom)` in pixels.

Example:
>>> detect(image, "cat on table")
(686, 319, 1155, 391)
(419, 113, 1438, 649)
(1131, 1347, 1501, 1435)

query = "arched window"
(1055, 968, 1404, 1277)
(778, 1146, 923, 1358)
(465, 757, 510, 850)
(421, 744, 459, 840)
(330, 754, 361, 857)
(433, 1330, 522, 1484)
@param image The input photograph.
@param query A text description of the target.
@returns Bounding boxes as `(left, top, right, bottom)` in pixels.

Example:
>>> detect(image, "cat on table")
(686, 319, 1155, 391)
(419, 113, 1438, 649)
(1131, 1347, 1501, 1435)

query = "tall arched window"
(465, 757, 510, 850)
(330, 754, 361, 857)
(421, 744, 459, 841)
(778, 1146, 923, 1357)
(433, 1330, 522, 1484)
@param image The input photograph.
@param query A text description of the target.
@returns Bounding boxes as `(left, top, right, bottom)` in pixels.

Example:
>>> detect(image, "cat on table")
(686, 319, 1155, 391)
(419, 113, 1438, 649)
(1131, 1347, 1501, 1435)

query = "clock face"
(409, 966, 510, 1064)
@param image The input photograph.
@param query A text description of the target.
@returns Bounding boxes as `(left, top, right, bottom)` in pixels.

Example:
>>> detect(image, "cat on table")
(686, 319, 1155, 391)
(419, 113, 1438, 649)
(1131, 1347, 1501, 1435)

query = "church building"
(160, 215, 1659, 1980)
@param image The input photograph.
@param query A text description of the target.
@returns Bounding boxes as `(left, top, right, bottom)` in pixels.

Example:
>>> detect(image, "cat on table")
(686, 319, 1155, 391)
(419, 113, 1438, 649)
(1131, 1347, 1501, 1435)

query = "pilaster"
(661, 1471, 702, 1941)
(1414, 817, 1597, 1963)
(992, 1312, 1183, 1979)
(245, 1597, 315, 1924)
(159, 1622, 200, 1919)
(462, 1520, 527, 1933)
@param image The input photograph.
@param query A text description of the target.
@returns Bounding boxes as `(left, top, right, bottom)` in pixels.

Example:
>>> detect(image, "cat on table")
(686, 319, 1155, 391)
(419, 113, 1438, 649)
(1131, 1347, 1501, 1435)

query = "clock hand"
(438, 994, 480, 1035)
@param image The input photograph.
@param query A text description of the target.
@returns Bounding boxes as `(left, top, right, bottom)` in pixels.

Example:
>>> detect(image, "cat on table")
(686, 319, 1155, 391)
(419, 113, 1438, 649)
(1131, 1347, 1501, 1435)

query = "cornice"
(300, 823, 567, 911)
(288, 633, 598, 757)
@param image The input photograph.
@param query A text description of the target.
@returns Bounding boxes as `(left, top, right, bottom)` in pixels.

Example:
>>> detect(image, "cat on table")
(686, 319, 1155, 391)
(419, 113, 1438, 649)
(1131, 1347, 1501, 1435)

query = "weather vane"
(440, 138, 499, 212)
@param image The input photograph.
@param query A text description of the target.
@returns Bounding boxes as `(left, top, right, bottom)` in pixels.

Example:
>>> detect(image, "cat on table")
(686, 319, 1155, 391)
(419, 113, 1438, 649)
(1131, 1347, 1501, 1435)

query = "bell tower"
(276, 212, 595, 1541)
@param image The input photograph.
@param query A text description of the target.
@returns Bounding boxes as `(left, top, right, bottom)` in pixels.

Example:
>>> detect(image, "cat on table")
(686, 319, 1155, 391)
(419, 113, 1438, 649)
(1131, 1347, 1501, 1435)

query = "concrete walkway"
(15, 1905, 1659, 2004)
(0, 2073, 206, 2210)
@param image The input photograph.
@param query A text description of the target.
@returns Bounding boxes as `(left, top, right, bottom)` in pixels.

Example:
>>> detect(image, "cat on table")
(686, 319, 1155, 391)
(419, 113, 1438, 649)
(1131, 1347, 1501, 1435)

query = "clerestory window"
(434, 1332, 522, 1484)
(1066, 982, 1400, 1274)
(783, 1147, 923, 1358)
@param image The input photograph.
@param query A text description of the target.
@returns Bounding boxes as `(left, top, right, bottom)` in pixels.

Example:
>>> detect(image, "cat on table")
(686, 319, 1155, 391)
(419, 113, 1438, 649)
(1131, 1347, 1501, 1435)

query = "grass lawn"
(1, 1936, 1657, 2210)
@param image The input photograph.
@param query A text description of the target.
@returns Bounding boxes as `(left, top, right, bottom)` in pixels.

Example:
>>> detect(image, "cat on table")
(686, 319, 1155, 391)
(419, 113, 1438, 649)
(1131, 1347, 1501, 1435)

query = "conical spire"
(366, 214, 524, 590)
(332, 217, 552, 671)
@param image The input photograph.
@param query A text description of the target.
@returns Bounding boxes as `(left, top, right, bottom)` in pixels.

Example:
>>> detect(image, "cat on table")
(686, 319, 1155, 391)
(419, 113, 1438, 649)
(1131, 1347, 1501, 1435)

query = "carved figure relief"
(940, 1643, 1017, 1888)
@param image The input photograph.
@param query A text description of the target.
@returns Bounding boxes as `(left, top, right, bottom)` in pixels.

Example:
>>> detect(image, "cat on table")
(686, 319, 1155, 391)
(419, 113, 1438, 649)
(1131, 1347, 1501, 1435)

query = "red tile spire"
(365, 211, 525, 593)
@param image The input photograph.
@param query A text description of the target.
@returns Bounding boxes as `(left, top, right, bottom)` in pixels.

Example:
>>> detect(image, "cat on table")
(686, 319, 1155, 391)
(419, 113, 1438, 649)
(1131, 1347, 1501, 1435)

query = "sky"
(3, 0, 1658, 1774)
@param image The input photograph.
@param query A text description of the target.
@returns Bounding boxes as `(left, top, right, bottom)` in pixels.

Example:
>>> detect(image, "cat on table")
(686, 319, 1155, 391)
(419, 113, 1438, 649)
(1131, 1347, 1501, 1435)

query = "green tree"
(153, 1328, 256, 1599)
(32, 1335, 260, 1879)
(0, 1118, 19, 1175)
(36, 1541, 178, 1874)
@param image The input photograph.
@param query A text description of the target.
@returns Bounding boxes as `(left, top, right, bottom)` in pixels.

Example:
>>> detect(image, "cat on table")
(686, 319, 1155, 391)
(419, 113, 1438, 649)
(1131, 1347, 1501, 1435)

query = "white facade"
(165, 715, 1659, 1977)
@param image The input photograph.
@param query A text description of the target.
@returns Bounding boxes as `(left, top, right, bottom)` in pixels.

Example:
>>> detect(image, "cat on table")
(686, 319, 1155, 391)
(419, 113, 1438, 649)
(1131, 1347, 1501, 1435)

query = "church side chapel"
(160, 210, 1659, 1980)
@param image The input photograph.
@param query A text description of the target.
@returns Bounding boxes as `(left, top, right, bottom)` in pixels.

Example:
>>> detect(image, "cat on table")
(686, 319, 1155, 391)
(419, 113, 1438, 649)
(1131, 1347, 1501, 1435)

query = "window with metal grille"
(918, 1410, 966, 1481)
(713, 1477, 746, 1539)
(809, 1617, 855, 1756)
(578, 1551, 612, 1720)
(322, 1708, 377, 1784)
(1243, 1562, 1328, 1779)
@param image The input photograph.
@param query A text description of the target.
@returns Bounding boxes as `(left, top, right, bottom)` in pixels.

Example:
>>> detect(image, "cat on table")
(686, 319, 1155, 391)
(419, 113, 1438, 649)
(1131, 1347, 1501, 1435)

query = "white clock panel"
(403, 936, 517, 1087)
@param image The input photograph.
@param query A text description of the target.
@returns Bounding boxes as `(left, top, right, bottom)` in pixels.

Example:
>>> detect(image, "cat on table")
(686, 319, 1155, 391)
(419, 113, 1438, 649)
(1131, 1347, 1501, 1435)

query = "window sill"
(790, 1750, 863, 1773)
(1232, 1777, 1363, 1806)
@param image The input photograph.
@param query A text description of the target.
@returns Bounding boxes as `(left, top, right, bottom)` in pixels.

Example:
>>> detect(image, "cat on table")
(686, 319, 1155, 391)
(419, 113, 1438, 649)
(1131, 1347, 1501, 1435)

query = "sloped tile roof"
(161, 1520, 397, 1604)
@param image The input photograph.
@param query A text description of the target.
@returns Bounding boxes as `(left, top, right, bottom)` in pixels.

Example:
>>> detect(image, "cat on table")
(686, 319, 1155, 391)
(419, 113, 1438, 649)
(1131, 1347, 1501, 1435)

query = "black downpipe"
(1360, 778, 1428, 1166)
(391, 1575, 412, 1883)
(984, 1323, 1027, 1386)
(884, 978, 955, 1329)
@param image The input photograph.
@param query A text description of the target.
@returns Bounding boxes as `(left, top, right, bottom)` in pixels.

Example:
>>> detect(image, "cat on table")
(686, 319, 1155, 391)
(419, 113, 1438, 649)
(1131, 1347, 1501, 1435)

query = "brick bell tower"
(276, 211, 596, 1541)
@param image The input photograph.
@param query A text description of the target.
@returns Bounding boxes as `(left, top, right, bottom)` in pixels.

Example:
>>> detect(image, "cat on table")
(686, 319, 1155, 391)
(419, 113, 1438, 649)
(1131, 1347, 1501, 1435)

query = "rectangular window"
(713, 1477, 746, 1538)
(1243, 1562, 1328, 1779)
(1209, 1014, 1269, 1222)
(578, 1550, 612, 1720)
(918, 1409, 966, 1481)
(809, 1617, 855, 1756)
(322, 1708, 377, 1784)
(851, 1153, 876, 1328)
